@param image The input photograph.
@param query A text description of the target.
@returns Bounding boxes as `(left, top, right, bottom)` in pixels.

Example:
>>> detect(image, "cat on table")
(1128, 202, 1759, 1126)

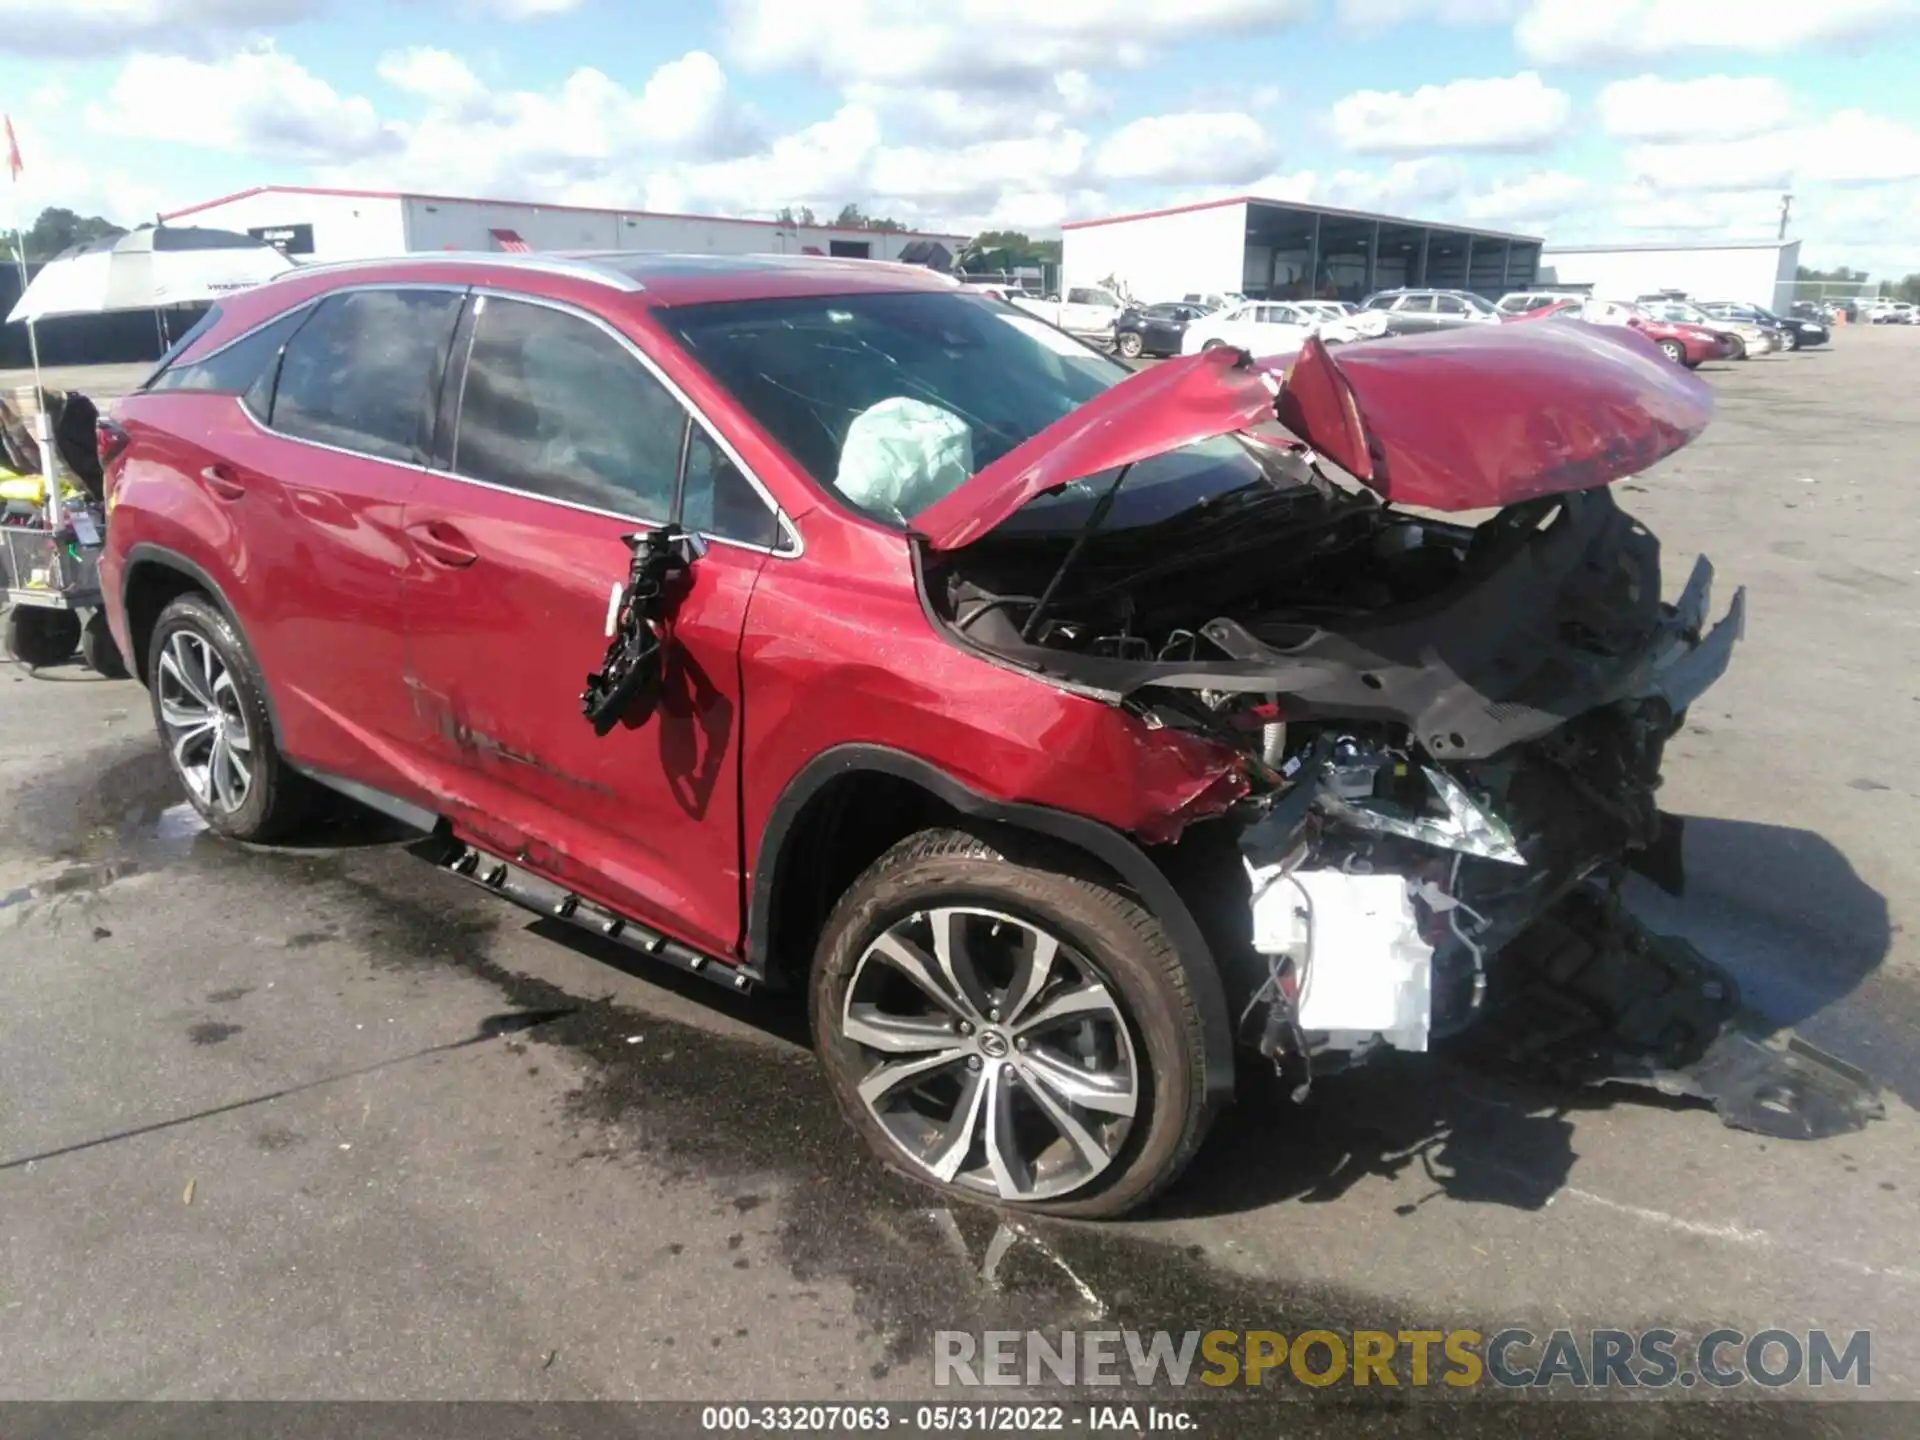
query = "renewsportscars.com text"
(934, 1327, 1872, 1390)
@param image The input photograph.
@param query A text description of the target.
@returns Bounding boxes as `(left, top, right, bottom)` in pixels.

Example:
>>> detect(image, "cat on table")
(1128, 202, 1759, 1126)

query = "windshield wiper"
(1019, 463, 1134, 643)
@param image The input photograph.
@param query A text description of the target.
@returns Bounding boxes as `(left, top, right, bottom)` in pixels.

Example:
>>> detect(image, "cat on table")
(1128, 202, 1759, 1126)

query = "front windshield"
(656, 290, 1277, 534)
(1651, 301, 1710, 324)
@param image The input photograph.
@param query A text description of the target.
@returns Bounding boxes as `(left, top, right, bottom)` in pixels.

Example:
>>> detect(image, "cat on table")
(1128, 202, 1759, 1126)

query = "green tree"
(956, 230, 1062, 272)
(1796, 264, 1868, 283)
(772, 205, 818, 226)
(827, 202, 905, 232)
(1893, 273, 1920, 304)
(1, 206, 127, 262)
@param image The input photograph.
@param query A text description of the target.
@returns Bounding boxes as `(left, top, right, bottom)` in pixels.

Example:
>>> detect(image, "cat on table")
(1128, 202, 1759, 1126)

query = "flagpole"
(6, 112, 55, 528)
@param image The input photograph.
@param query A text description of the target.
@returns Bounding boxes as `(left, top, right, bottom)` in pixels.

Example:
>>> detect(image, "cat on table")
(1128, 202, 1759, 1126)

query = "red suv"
(100, 254, 1751, 1216)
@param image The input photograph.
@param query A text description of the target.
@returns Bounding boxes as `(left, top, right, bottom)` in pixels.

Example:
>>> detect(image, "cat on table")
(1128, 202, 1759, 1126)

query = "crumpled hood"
(911, 318, 1714, 550)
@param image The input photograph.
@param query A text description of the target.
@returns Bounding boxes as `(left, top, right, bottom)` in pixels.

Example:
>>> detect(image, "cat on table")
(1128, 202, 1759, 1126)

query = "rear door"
(135, 286, 462, 791)
(401, 292, 785, 958)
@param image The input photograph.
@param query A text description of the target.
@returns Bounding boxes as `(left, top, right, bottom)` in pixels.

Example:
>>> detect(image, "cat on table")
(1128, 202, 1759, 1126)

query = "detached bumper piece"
(1474, 888, 1884, 1140)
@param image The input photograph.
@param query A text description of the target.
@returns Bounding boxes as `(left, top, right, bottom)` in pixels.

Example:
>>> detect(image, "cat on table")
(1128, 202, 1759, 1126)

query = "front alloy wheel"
(156, 627, 254, 814)
(1115, 331, 1145, 359)
(841, 906, 1138, 1203)
(810, 827, 1215, 1218)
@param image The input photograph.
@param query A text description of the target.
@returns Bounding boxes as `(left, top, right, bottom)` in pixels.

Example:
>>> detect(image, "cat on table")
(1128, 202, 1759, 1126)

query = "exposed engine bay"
(919, 442, 1880, 1140)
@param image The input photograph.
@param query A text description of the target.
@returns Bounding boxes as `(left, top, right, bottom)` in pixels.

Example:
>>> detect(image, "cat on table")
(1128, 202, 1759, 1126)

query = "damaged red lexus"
(99, 253, 1868, 1219)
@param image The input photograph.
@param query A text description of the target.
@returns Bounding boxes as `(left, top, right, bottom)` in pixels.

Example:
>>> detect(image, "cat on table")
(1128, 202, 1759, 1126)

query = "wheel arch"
(748, 743, 1237, 1104)
(120, 545, 287, 740)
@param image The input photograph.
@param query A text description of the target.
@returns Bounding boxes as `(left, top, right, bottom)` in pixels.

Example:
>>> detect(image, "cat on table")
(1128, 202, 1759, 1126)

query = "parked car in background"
(98, 250, 1759, 1218)
(1864, 300, 1917, 324)
(1635, 297, 1775, 357)
(1113, 302, 1209, 359)
(1358, 288, 1503, 335)
(1496, 291, 1591, 316)
(1012, 285, 1125, 341)
(1517, 298, 1734, 368)
(1698, 301, 1829, 350)
(1179, 299, 1317, 356)
(1180, 291, 1243, 312)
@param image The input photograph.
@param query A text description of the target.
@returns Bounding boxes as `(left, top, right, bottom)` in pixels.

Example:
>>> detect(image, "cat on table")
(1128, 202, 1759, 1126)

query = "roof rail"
(267, 251, 645, 293)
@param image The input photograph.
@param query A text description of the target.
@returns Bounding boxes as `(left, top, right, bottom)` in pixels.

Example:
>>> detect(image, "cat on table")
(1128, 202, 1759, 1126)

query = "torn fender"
(911, 319, 1714, 550)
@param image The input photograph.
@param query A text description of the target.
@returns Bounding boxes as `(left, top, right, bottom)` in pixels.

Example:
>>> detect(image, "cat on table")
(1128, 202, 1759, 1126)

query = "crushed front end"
(915, 328, 1880, 1140)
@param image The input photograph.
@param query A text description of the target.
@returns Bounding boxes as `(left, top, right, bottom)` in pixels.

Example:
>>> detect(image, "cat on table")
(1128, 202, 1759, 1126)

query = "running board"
(422, 838, 755, 997)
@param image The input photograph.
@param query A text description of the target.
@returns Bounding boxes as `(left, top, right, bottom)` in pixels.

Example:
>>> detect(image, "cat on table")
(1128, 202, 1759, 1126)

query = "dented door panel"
(401, 479, 765, 959)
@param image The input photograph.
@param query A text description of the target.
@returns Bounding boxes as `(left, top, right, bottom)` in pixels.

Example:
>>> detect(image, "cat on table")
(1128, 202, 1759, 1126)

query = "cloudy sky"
(3, 0, 1919, 275)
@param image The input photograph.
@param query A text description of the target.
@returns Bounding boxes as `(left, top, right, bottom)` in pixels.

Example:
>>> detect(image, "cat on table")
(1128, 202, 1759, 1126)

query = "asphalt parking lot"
(3, 330, 1918, 1428)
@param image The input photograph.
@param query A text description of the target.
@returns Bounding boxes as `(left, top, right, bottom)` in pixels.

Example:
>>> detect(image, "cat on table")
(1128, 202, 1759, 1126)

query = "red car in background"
(97, 253, 1765, 1216)
(1511, 298, 1733, 368)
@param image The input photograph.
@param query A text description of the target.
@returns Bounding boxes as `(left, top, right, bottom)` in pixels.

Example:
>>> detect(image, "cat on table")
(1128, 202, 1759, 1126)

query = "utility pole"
(1778, 193, 1794, 240)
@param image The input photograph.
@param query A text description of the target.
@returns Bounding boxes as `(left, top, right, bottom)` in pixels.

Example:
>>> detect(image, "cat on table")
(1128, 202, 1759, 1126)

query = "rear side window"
(1397, 295, 1435, 313)
(1434, 295, 1468, 315)
(148, 307, 308, 396)
(269, 289, 463, 464)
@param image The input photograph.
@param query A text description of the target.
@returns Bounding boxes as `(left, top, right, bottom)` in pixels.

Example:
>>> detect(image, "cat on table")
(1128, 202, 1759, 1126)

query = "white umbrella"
(7, 225, 297, 324)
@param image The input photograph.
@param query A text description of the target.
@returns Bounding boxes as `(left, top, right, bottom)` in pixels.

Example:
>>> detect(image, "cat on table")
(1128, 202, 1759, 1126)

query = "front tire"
(1658, 339, 1686, 365)
(147, 593, 311, 842)
(1115, 331, 1144, 359)
(1781, 330, 1799, 351)
(809, 826, 1214, 1218)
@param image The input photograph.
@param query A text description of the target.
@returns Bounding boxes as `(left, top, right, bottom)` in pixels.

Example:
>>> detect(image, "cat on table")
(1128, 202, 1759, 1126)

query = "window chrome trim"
(161, 281, 470, 389)
(445, 287, 802, 559)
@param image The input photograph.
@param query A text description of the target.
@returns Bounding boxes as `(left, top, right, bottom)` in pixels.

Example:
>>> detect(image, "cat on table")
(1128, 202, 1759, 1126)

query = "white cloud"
(1460, 169, 1587, 224)
(724, 0, 1315, 88)
(377, 47, 487, 105)
(1516, 0, 1920, 64)
(3, 113, 177, 225)
(1627, 110, 1920, 193)
(1338, 0, 1523, 28)
(1208, 157, 1471, 214)
(1330, 72, 1571, 153)
(325, 48, 761, 199)
(1093, 112, 1276, 184)
(86, 45, 394, 163)
(0, 0, 318, 57)
(845, 72, 1099, 144)
(1597, 74, 1795, 142)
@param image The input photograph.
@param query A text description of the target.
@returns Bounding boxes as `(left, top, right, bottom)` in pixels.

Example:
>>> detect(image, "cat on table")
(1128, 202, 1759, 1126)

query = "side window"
(1397, 295, 1434, 313)
(1066, 288, 1097, 305)
(453, 295, 687, 520)
(1434, 295, 1468, 315)
(270, 290, 462, 463)
(149, 307, 310, 396)
(680, 425, 780, 549)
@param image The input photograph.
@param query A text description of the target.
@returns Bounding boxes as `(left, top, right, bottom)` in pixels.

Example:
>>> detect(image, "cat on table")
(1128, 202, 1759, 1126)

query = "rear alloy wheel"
(1658, 339, 1687, 365)
(1115, 331, 1144, 359)
(810, 827, 1214, 1218)
(148, 593, 311, 841)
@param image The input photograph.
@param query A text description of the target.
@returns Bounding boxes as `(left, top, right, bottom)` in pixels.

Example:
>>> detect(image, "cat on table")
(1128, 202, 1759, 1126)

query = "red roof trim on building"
(159, 184, 969, 240)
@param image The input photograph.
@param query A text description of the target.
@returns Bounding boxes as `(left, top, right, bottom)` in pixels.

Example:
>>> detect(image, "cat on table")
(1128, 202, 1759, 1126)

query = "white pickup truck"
(1010, 285, 1125, 342)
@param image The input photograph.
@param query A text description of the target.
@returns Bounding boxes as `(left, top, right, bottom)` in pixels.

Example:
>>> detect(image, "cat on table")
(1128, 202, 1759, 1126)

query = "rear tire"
(147, 593, 312, 842)
(809, 826, 1215, 1219)
(80, 611, 127, 678)
(4, 606, 81, 668)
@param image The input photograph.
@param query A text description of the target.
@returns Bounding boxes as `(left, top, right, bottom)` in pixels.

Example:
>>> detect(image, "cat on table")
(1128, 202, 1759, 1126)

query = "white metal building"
(160, 185, 968, 268)
(1061, 196, 1543, 305)
(1539, 241, 1802, 312)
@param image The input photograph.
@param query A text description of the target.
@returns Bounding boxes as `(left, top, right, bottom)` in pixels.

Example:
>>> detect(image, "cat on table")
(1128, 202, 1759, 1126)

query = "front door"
(401, 292, 783, 958)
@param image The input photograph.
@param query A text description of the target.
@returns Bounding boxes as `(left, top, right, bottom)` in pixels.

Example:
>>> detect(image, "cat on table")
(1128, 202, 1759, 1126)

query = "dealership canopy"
(7, 226, 297, 324)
